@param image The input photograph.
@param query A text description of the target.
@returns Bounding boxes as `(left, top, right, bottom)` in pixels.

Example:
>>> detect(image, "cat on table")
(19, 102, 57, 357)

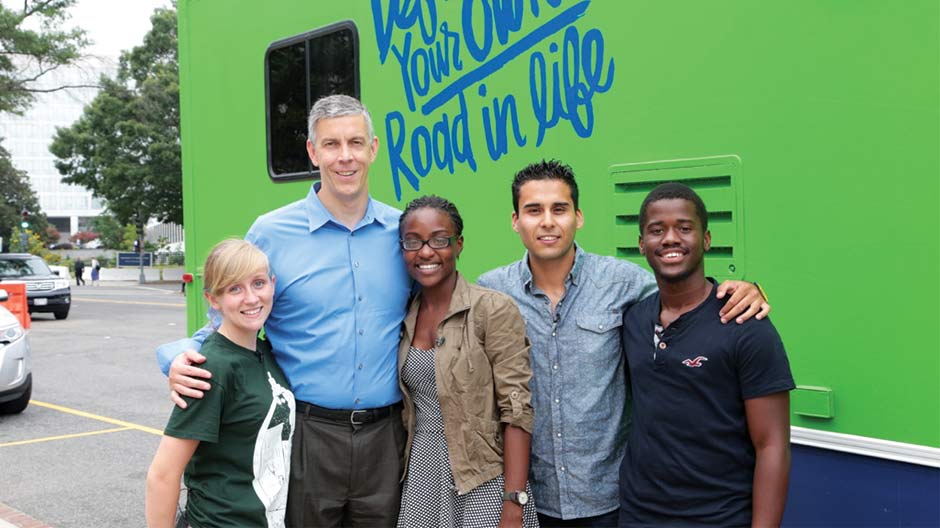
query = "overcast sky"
(67, 0, 171, 58)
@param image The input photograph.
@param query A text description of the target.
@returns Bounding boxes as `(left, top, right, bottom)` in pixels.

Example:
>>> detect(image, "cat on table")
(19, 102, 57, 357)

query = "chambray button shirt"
(478, 245, 656, 519)
(157, 182, 412, 409)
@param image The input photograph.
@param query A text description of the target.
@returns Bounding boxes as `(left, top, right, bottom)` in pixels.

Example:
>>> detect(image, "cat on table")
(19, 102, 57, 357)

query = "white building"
(0, 57, 116, 238)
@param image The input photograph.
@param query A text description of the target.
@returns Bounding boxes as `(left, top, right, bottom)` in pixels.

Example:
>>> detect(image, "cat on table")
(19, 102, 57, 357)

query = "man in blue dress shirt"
(478, 160, 769, 527)
(156, 95, 412, 527)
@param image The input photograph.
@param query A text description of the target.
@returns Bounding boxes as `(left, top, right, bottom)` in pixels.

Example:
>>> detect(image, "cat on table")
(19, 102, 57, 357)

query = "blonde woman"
(146, 239, 295, 527)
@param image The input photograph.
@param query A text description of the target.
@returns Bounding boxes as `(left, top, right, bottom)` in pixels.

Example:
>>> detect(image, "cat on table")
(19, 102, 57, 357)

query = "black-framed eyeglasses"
(400, 236, 458, 251)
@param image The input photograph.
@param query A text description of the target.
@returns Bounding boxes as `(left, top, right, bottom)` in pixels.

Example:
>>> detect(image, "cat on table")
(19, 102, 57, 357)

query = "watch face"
(517, 491, 529, 505)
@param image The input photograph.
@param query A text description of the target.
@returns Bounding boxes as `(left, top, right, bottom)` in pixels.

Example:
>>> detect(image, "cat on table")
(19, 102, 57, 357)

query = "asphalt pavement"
(0, 282, 188, 527)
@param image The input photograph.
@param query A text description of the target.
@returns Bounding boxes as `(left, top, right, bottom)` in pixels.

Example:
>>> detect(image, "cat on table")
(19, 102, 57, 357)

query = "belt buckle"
(350, 409, 368, 426)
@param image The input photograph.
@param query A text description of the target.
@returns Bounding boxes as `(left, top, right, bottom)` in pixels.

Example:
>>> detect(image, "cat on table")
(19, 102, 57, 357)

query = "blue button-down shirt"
(157, 183, 412, 408)
(478, 245, 656, 519)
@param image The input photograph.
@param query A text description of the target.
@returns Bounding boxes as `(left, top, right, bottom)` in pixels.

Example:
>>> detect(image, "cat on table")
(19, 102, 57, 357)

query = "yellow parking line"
(72, 298, 185, 307)
(30, 400, 164, 435)
(0, 426, 132, 448)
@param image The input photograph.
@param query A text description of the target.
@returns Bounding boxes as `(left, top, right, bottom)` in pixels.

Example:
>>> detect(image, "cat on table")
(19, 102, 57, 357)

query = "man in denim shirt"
(477, 160, 769, 527)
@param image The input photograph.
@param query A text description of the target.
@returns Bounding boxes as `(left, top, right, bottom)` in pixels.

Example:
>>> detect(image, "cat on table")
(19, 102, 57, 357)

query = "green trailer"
(176, 1, 939, 522)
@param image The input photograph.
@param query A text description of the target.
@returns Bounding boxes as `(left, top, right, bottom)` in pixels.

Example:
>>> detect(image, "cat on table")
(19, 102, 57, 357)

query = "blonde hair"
(203, 239, 270, 297)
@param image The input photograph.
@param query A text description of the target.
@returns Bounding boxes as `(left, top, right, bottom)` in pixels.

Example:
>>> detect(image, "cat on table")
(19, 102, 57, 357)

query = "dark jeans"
(286, 404, 406, 528)
(538, 509, 620, 527)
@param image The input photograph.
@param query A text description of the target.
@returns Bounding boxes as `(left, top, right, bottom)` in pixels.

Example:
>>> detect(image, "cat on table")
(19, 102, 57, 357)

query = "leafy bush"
(10, 226, 53, 259)
(70, 231, 100, 244)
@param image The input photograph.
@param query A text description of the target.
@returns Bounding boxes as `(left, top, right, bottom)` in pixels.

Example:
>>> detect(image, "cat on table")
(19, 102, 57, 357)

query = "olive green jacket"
(398, 273, 534, 494)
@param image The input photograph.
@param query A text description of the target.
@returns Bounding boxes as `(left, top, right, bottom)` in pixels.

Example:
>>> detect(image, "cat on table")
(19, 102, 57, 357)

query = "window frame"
(264, 20, 360, 182)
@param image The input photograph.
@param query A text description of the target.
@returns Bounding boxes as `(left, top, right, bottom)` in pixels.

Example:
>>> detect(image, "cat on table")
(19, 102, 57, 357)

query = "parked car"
(155, 240, 184, 254)
(0, 253, 71, 320)
(0, 289, 31, 414)
(48, 265, 71, 281)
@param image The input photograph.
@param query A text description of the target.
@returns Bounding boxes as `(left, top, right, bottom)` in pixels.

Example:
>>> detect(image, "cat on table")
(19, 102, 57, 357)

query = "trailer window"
(265, 22, 359, 181)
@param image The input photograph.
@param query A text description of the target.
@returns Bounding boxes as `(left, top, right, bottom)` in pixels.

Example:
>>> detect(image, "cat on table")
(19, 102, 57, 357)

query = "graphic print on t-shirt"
(252, 372, 296, 528)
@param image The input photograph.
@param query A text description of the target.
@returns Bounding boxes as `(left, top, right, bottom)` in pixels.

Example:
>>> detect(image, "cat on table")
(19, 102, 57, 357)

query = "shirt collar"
(304, 181, 387, 232)
(521, 243, 586, 291)
(648, 278, 719, 329)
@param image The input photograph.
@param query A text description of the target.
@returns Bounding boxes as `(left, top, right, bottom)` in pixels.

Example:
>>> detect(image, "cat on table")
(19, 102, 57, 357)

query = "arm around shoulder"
(156, 320, 217, 376)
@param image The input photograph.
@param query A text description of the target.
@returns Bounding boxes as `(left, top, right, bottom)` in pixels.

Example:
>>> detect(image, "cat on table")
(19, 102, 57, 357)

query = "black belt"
(296, 400, 401, 426)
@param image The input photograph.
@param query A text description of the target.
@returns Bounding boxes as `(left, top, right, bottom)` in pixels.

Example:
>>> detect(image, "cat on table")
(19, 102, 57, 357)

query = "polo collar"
(304, 181, 385, 232)
(649, 278, 720, 333)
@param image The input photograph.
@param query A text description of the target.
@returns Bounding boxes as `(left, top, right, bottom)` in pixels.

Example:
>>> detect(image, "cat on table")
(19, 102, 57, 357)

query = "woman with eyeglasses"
(395, 195, 538, 528)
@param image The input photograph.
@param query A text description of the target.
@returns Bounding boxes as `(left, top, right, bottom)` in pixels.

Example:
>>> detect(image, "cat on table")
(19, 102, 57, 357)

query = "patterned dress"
(397, 346, 539, 528)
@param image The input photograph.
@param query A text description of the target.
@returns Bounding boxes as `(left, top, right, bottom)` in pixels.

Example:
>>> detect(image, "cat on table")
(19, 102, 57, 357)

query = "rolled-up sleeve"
(479, 292, 534, 433)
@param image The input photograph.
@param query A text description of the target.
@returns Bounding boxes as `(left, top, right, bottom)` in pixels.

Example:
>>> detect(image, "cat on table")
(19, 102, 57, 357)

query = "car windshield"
(0, 258, 51, 278)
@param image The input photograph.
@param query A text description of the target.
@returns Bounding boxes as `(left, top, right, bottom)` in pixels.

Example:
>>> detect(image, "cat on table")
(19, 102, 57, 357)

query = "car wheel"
(0, 376, 31, 414)
(54, 308, 69, 320)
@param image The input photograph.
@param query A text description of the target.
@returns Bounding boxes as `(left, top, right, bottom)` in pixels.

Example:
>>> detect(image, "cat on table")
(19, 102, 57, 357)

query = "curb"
(0, 502, 52, 528)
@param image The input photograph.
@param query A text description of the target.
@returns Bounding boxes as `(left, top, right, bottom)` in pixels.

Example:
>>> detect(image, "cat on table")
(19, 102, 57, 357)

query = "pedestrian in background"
(74, 258, 85, 286)
(90, 258, 101, 286)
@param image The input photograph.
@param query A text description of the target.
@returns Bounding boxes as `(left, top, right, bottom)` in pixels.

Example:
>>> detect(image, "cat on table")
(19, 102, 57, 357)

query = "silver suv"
(0, 289, 31, 414)
(0, 253, 71, 320)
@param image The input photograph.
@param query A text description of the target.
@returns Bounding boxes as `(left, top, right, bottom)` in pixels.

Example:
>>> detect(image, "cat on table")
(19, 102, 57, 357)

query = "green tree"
(0, 140, 49, 250)
(120, 222, 138, 251)
(0, 0, 89, 115)
(89, 213, 123, 248)
(50, 7, 181, 249)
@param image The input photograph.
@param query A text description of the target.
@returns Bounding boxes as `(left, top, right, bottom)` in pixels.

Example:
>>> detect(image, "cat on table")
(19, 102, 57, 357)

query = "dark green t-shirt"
(164, 331, 295, 528)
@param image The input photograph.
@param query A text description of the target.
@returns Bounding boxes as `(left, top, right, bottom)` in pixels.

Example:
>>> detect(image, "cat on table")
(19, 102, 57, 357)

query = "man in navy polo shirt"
(619, 182, 794, 527)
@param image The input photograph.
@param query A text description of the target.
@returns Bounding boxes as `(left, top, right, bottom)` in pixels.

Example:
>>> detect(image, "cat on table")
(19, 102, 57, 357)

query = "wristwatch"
(502, 490, 529, 506)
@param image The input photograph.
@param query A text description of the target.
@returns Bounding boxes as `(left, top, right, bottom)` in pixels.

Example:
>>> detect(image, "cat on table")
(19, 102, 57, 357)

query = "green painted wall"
(178, 0, 939, 448)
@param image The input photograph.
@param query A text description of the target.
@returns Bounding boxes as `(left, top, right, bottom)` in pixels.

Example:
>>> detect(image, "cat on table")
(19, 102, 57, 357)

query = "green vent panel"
(610, 155, 745, 281)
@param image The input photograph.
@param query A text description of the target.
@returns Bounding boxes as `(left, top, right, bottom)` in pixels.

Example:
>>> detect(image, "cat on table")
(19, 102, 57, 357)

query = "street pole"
(138, 234, 146, 285)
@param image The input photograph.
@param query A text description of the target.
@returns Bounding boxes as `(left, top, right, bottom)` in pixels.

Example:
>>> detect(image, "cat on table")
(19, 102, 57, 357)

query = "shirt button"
(551, 332, 556, 337)
(555, 398, 560, 404)
(597, 324, 604, 330)
(358, 296, 363, 302)
(354, 261, 360, 268)
(511, 391, 519, 399)
(556, 432, 562, 438)
(358, 363, 363, 370)
(560, 466, 566, 472)
(355, 398, 360, 404)
(358, 329, 364, 335)
(552, 364, 558, 370)
(659, 342, 667, 350)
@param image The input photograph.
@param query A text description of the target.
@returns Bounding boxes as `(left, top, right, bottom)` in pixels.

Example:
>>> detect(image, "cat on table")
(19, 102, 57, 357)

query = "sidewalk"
(98, 267, 185, 282)
(0, 502, 52, 528)
(58, 267, 185, 283)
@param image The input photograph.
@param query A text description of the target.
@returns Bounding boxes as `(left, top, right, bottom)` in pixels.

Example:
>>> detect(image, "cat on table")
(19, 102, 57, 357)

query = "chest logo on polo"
(681, 356, 708, 368)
